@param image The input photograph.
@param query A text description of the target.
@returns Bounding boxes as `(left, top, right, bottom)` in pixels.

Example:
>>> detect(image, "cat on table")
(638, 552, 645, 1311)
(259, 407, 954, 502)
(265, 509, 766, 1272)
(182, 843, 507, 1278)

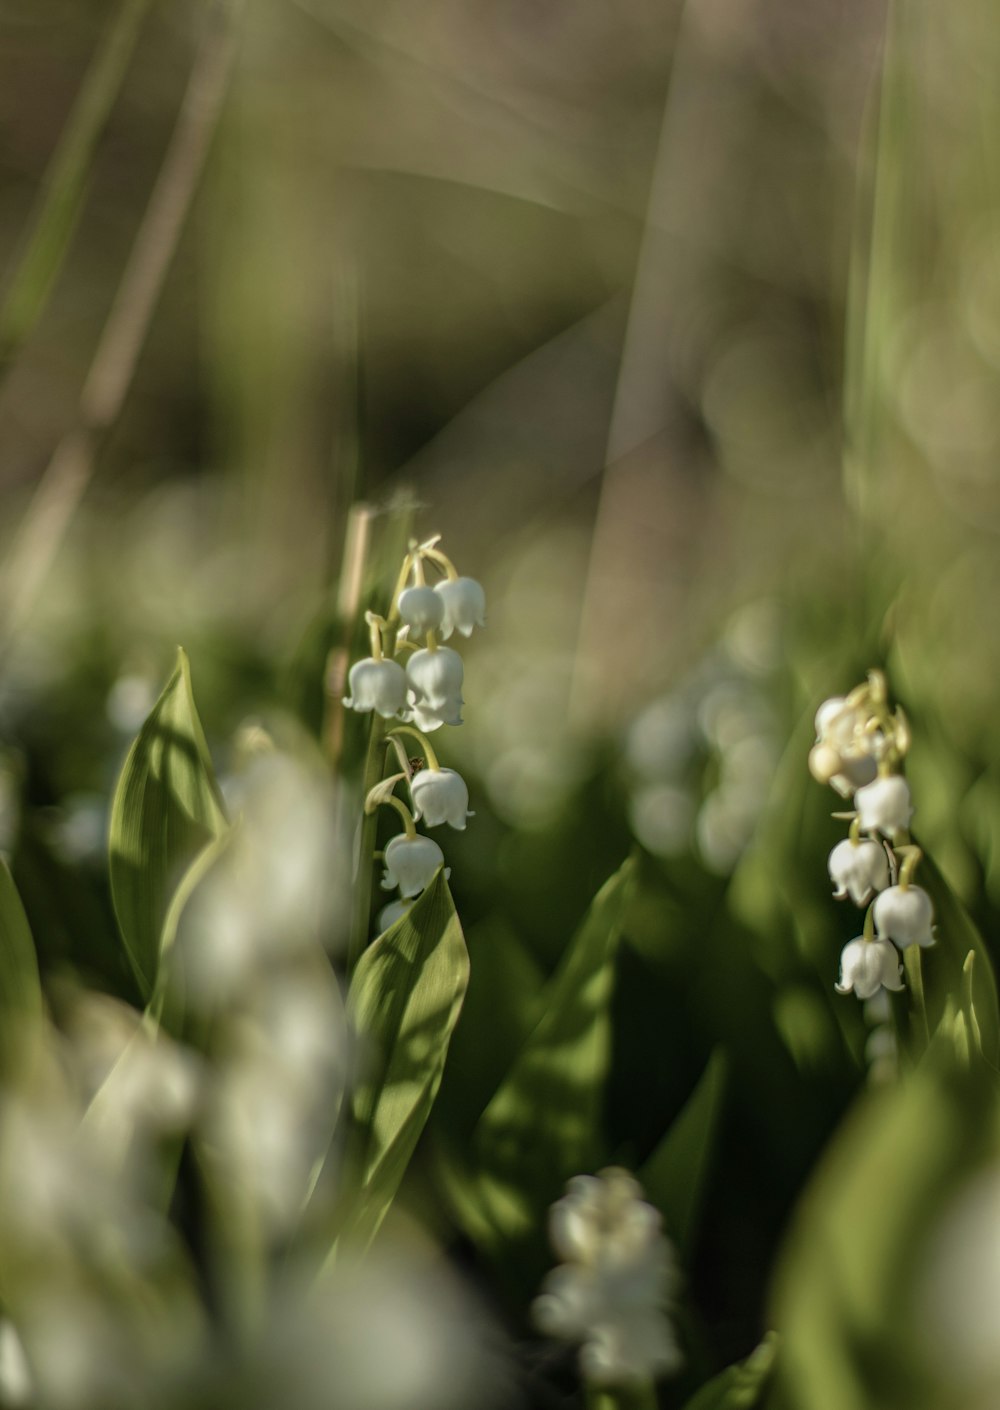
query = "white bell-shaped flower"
(405, 647, 464, 727)
(873, 884, 935, 949)
(397, 586, 445, 635)
(434, 577, 486, 639)
(835, 936, 905, 1000)
(828, 838, 889, 906)
(376, 898, 413, 932)
(380, 834, 447, 898)
(532, 1168, 682, 1388)
(855, 774, 913, 837)
(410, 768, 472, 830)
(343, 658, 407, 718)
(810, 696, 878, 798)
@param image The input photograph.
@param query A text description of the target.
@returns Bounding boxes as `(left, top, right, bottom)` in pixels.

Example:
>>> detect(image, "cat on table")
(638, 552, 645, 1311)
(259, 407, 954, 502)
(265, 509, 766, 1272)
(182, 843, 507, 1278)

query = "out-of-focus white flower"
(532, 1168, 682, 1388)
(380, 835, 446, 898)
(809, 696, 879, 798)
(835, 937, 905, 1000)
(0, 1319, 32, 1407)
(344, 659, 407, 718)
(828, 838, 890, 906)
(397, 586, 445, 636)
(410, 768, 471, 830)
(855, 774, 913, 837)
(434, 578, 486, 639)
(405, 649, 464, 727)
(377, 899, 413, 932)
(873, 884, 935, 949)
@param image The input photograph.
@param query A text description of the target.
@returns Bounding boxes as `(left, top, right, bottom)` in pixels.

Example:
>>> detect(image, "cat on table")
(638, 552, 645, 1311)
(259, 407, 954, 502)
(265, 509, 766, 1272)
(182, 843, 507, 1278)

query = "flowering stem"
(388, 723, 440, 770)
(420, 544, 459, 581)
(366, 793, 417, 839)
(366, 611, 384, 661)
(347, 713, 387, 976)
(897, 844, 922, 890)
(385, 552, 416, 625)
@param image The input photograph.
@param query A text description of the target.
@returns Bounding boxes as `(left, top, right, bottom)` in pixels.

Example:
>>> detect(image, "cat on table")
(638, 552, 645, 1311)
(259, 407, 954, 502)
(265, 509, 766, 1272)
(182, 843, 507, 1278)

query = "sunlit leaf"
(682, 1333, 779, 1410)
(109, 649, 227, 999)
(340, 868, 469, 1251)
(639, 1048, 728, 1255)
(464, 857, 636, 1252)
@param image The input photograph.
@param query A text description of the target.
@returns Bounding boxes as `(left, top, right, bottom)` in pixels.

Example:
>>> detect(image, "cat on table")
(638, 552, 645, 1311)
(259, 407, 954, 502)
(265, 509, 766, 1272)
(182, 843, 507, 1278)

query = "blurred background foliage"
(2, 0, 1000, 1405)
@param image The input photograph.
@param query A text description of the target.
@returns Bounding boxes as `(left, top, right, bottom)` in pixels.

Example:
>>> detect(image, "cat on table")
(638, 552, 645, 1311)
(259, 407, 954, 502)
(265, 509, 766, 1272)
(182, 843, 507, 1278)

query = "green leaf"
(464, 857, 635, 1251)
(0, 0, 152, 370)
(681, 1334, 779, 1410)
(916, 847, 1000, 1068)
(639, 1048, 728, 1255)
(769, 1048, 1000, 1410)
(0, 859, 43, 1073)
(341, 868, 469, 1251)
(109, 649, 227, 999)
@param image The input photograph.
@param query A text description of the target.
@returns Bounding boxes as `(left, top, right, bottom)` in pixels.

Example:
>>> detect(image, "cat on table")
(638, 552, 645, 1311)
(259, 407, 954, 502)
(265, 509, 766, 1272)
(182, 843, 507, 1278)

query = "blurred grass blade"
(917, 848, 1000, 1068)
(680, 1333, 778, 1410)
(109, 648, 227, 1000)
(639, 1047, 728, 1255)
(0, 0, 152, 371)
(466, 857, 636, 1250)
(0, 859, 43, 1074)
(341, 869, 469, 1251)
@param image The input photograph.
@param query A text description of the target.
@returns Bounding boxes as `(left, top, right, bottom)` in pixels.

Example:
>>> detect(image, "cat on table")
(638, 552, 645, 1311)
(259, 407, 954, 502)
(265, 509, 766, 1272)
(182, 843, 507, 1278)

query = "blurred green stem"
(904, 946, 930, 1049)
(586, 1382, 658, 1410)
(347, 709, 389, 977)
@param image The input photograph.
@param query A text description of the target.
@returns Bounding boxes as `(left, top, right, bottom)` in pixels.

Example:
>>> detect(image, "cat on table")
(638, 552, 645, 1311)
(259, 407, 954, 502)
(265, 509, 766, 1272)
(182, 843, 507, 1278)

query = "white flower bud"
(854, 774, 913, 837)
(434, 577, 486, 639)
(828, 838, 889, 906)
(410, 768, 472, 830)
(835, 936, 904, 1000)
(405, 647, 464, 727)
(873, 884, 935, 949)
(376, 898, 413, 932)
(811, 697, 879, 797)
(380, 834, 447, 898)
(343, 658, 407, 718)
(397, 586, 445, 635)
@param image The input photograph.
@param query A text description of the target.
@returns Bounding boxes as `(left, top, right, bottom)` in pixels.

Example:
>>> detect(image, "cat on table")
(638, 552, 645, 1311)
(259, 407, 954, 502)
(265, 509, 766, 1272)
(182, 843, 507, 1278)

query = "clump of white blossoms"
(532, 1168, 682, 1392)
(343, 535, 484, 930)
(810, 670, 936, 1079)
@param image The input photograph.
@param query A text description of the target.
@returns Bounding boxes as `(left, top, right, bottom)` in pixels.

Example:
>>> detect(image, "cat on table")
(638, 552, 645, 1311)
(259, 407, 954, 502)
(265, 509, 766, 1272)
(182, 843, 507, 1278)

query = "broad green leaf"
(769, 1047, 1000, 1410)
(341, 869, 469, 1250)
(109, 649, 227, 999)
(916, 848, 1000, 1068)
(0, 859, 43, 1074)
(682, 1334, 779, 1410)
(465, 858, 635, 1251)
(639, 1048, 728, 1255)
(0, 0, 152, 370)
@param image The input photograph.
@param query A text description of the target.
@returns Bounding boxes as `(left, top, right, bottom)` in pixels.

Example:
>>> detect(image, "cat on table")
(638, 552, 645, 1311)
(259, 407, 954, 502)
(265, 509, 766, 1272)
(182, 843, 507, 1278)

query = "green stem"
(387, 723, 440, 770)
(347, 713, 387, 977)
(367, 794, 416, 837)
(585, 1382, 658, 1410)
(904, 945, 930, 1049)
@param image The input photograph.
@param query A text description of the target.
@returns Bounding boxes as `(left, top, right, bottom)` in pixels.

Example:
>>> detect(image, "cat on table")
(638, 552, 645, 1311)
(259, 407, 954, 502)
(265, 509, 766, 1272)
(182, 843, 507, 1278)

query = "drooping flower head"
(380, 834, 447, 898)
(410, 768, 472, 830)
(835, 936, 905, 1001)
(855, 774, 913, 838)
(343, 658, 407, 718)
(828, 837, 890, 907)
(434, 577, 486, 640)
(873, 884, 935, 949)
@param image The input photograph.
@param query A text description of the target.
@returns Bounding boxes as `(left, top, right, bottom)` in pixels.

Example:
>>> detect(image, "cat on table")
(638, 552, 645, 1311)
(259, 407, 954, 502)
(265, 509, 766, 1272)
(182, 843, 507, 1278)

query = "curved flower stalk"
(809, 670, 936, 1078)
(344, 536, 484, 957)
(532, 1168, 682, 1403)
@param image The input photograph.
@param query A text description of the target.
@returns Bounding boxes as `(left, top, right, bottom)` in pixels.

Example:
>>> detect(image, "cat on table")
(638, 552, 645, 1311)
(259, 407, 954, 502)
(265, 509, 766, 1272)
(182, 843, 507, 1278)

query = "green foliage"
(340, 868, 470, 1251)
(109, 649, 227, 999)
(639, 1048, 728, 1256)
(0, 860, 43, 1074)
(917, 848, 1000, 1067)
(681, 1334, 778, 1410)
(457, 858, 635, 1259)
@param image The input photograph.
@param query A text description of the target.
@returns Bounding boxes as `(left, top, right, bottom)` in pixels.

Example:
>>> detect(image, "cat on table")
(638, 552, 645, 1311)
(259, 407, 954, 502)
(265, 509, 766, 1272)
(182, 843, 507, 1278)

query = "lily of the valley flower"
(397, 585, 445, 635)
(434, 577, 486, 640)
(343, 658, 407, 718)
(855, 774, 913, 837)
(873, 884, 935, 949)
(828, 837, 889, 906)
(380, 834, 447, 898)
(836, 936, 905, 1000)
(376, 898, 414, 932)
(809, 696, 879, 798)
(405, 647, 464, 727)
(410, 768, 472, 830)
(532, 1168, 682, 1389)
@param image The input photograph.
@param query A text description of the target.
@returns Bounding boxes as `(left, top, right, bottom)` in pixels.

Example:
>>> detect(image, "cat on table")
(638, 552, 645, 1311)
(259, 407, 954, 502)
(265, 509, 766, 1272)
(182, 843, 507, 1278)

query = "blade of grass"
(0, 0, 243, 662)
(0, 0, 153, 376)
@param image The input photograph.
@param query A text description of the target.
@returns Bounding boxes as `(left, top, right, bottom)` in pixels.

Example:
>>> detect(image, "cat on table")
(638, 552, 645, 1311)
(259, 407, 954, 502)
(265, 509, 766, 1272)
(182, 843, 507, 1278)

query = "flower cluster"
(342, 536, 484, 929)
(810, 672, 936, 1062)
(532, 1168, 682, 1390)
